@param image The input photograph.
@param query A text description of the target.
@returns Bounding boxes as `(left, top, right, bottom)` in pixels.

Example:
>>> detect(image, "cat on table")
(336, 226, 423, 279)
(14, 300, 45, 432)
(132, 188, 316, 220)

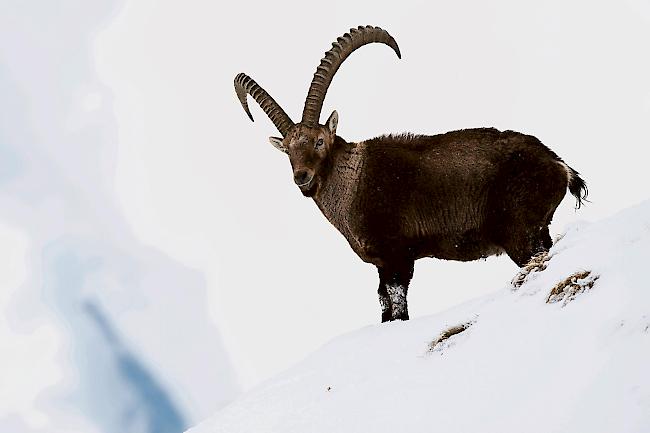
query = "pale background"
(1, 0, 649, 431)
(96, 0, 650, 385)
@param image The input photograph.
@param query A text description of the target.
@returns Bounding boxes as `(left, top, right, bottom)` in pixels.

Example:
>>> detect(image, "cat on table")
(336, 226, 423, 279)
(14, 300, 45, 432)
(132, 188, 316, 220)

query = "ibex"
(234, 25, 587, 322)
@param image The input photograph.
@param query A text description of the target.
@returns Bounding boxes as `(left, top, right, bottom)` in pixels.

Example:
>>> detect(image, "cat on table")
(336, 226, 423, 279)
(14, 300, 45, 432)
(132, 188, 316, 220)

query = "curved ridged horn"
(234, 73, 295, 137)
(301, 25, 401, 127)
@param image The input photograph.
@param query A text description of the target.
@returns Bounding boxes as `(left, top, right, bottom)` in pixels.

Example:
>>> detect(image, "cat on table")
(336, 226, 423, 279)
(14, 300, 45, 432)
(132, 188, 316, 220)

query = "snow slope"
(189, 200, 650, 433)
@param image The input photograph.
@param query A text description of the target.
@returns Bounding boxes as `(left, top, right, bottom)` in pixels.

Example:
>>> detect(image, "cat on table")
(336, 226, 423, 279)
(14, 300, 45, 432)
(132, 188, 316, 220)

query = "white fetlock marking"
(386, 283, 407, 318)
(379, 294, 390, 314)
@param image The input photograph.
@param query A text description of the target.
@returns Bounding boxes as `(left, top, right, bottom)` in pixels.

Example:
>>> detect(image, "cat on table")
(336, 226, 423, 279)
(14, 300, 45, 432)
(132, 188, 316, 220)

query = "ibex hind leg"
(377, 260, 414, 322)
(541, 225, 553, 250)
(504, 226, 552, 267)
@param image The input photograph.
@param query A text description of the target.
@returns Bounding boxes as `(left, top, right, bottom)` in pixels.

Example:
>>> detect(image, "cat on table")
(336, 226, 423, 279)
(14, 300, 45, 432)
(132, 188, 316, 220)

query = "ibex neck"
(313, 138, 364, 228)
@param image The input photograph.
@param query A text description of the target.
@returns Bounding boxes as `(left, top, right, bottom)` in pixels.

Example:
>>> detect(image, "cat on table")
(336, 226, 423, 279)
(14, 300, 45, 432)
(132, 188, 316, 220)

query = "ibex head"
(268, 111, 339, 196)
(234, 25, 400, 197)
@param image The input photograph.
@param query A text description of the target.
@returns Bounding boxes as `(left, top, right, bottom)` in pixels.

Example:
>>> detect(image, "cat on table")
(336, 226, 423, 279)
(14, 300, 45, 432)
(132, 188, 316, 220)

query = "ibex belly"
(399, 198, 504, 262)
(333, 204, 503, 267)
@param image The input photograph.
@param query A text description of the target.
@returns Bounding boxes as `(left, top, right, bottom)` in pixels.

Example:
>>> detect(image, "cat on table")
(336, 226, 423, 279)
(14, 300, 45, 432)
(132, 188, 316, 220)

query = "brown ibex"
(234, 25, 587, 322)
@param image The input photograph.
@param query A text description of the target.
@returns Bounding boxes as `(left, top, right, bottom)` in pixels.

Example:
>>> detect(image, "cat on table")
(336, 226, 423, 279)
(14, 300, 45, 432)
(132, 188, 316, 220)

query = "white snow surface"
(189, 200, 650, 433)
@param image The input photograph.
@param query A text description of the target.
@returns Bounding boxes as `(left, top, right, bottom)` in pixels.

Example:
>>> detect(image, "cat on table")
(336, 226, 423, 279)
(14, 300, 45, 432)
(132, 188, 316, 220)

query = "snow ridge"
(189, 199, 650, 433)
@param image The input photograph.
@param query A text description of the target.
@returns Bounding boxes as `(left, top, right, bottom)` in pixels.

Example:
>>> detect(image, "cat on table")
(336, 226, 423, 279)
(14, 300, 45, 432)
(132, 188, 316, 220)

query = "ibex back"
(234, 25, 587, 322)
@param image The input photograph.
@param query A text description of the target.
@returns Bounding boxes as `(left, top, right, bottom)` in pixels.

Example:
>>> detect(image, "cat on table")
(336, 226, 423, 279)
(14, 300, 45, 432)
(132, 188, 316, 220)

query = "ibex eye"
(315, 138, 324, 148)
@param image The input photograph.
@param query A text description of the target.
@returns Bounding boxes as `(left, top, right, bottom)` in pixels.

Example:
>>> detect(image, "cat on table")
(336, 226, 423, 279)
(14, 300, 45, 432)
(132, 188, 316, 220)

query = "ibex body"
(235, 26, 587, 322)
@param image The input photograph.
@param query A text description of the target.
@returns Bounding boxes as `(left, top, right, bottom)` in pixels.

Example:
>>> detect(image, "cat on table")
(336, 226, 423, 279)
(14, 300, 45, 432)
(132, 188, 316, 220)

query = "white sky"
(94, 0, 650, 388)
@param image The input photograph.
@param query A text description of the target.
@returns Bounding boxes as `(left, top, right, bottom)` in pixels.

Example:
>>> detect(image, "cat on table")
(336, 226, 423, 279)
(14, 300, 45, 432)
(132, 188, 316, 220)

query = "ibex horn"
(234, 73, 295, 137)
(301, 25, 401, 127)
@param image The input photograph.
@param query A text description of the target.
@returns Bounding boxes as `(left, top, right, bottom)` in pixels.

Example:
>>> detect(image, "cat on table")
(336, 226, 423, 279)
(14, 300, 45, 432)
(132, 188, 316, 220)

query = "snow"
(189, 200, 650, 433)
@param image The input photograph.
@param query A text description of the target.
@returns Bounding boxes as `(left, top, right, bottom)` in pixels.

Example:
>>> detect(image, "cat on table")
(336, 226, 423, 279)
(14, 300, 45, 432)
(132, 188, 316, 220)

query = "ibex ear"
(269, 136, 288, 153)
(326, 110, 338, 135)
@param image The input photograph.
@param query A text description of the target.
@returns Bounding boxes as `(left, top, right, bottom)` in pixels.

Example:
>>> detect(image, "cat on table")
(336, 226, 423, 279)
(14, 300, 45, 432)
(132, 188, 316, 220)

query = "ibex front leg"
(377, 260, 414, 322)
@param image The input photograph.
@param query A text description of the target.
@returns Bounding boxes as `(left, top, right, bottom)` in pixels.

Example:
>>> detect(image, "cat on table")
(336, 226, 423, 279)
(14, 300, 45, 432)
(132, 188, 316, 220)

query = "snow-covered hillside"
(189, 200, 650, 433)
